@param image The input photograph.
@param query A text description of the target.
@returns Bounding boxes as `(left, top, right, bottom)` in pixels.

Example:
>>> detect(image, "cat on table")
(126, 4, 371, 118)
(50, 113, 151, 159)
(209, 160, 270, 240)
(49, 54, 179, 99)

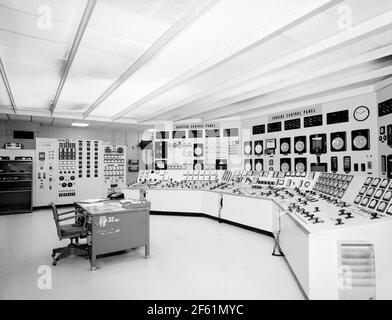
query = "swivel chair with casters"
(50, 203, 89, 266)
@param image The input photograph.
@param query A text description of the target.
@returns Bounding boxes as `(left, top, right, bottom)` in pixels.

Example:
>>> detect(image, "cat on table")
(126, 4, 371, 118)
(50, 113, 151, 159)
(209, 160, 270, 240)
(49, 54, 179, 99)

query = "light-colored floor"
(0, 208, 304, 300)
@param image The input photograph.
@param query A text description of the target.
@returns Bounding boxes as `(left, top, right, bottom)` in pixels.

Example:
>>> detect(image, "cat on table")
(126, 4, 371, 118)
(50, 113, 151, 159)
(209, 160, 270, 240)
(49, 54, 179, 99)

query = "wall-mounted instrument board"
(244, 94, 378, 175)
(35, 138, 105, 206)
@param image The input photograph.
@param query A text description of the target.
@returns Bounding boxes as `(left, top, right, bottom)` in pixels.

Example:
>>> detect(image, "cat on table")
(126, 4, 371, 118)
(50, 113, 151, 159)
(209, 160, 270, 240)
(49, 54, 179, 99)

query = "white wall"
(0, 120, 147, 183)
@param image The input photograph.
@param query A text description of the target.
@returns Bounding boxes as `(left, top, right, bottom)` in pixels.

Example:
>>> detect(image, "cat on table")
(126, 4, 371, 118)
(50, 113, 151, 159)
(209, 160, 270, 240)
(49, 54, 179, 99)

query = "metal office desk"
(75, 200, 150, 270)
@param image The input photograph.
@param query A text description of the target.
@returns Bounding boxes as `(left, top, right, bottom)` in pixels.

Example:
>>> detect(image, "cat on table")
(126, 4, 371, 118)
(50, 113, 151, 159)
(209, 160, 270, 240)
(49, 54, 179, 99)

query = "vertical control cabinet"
(103, 145, 127, 194)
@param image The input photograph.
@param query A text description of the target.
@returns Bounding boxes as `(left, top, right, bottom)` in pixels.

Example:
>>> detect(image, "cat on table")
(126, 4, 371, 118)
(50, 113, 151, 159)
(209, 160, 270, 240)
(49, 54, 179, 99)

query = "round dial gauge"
(295, 141, 305, 153)
(354, 196, 362, 204)
(388, 205, 392, 215)
(255, 144, 263, 154)
(255, 162, 263, 172)
(281, 162, 290, 172)
(194, 146, 202, 156)
(244, 144, 251, 154)
(245, 162, 252, 171)
(194, 163, 202, 170)
(354, 106, 370, 122)
(353, 135, 368, 150)
(296, 162, 305, 172)
(281, 142, 290, 153)
(332, 137, 345, 150)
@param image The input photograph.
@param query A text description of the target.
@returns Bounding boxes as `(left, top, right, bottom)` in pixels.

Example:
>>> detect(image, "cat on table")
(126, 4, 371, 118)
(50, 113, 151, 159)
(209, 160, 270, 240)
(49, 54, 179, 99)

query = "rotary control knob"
(345, 212, 353, 219)
(371, 213, 380, 220)
(61, 183, 67, 188)
(59, 176, 65, 181)
(335, 218, 344, 225)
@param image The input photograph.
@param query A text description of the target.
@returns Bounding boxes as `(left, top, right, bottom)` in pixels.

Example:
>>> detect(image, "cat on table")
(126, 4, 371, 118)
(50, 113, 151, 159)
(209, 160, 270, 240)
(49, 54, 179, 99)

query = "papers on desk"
(120, 199, 141, 205)
(78, 198, 106, 204)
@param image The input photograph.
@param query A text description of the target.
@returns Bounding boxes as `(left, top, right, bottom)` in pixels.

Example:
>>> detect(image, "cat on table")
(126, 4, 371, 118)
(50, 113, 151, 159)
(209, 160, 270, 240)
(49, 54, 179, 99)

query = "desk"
(75, 200, 150, 270)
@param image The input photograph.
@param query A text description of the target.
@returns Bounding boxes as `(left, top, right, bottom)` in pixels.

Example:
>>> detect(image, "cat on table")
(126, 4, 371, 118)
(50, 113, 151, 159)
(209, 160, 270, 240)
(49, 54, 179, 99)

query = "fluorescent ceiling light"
(71, 122, 89, 127)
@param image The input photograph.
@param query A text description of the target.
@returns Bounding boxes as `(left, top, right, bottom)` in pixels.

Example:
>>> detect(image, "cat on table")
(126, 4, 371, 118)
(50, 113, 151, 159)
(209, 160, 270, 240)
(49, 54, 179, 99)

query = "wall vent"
(338, 242, 376, 300)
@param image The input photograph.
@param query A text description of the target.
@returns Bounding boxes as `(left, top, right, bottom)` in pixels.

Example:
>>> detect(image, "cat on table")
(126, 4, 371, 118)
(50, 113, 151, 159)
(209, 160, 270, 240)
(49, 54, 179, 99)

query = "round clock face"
(194, 146, 202, 156)
(255, 144, 263, 154)
(353, 135, 368, 149)
(281, 142, 289, 153)
(281, 162, 290, 172)
(245, 162, 252, 171)
(244, 144, 251, 154)
(295, 141, 305, 153)
(255, 162, 263, 171)
(332, 137, 345, 150)
(295, 162, 305, 172)
(354, 106, 370, 122)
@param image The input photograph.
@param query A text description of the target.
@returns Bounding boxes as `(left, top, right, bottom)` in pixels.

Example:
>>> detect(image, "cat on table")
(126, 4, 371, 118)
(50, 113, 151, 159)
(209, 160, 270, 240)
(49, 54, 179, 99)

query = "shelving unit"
(0, 160, 33, 215)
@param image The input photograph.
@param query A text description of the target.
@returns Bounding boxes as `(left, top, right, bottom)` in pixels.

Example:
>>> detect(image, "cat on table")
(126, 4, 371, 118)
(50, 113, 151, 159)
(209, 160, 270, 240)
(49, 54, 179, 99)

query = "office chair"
(50, 203, 89, 266)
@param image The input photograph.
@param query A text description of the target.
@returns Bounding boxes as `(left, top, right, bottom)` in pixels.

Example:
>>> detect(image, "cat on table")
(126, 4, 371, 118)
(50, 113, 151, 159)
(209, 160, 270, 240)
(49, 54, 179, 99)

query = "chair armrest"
(58, 210, 76, 216)
(58, 214, 85, 222)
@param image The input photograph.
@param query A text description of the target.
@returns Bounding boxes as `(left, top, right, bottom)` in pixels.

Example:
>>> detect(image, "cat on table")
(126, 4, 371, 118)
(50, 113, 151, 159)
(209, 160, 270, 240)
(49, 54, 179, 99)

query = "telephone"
(107, 191, 124, 200)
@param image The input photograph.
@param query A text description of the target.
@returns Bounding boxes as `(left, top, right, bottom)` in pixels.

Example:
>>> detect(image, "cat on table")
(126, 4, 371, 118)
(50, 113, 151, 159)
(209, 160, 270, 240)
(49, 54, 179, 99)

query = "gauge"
(377, 202, 388, 213)
(255, 144, 263, 154)
(361, 197, 370, 206)
(332, 137, 345, 150)
(281, 162, 290, 172)
(371, 178, 381, 187)
(354, 195, 362, 204)
(295, 141, 305, 153)
(255, 162, 263, 172)
(194, 163, 203, 170)
(281, 142, 290, 153)
(374, 189, 384, 199)
(388, 205, 392, 215)
(194, 147, 203, 156)
(364, 178, 372, 186)
(368, 199, 378, 209)
(366, 188, 375, 197)
(383, 191, 392, 201)
(244, 162, 252, 171)
(244, 144, 251, 155)
(296, 162, 305, 172)
(353, 106, 370, 122)
(380, 179, 390, 188)
(353, 135, 368, 150)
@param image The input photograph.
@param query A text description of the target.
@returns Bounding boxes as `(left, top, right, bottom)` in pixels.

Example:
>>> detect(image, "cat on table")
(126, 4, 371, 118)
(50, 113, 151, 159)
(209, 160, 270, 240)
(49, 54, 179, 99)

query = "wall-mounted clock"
(353, 106, 370, 122)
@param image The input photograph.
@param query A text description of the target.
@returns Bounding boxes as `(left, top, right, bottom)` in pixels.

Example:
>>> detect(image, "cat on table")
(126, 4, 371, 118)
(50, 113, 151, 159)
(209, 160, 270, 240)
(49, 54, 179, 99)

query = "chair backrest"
(49, 202, 63, 240)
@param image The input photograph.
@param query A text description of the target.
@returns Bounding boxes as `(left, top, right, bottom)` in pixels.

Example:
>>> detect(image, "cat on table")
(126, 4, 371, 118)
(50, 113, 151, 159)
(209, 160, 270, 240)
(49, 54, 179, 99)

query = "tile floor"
(0, 208, 303, 299)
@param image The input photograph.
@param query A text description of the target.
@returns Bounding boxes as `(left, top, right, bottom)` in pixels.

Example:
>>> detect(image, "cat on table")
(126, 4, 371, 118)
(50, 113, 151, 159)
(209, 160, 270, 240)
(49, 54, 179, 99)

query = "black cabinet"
(0, 160, 33, 215)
